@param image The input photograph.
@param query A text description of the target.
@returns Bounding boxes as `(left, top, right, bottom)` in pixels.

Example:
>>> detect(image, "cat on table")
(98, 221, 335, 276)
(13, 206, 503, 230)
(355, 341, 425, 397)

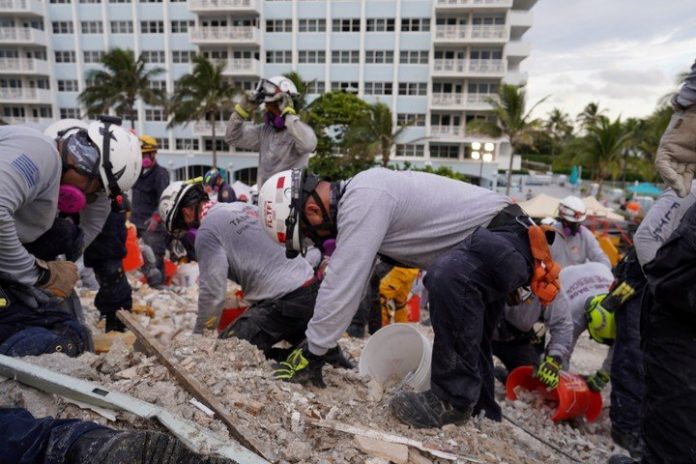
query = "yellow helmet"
(139, 135, 158, 154)
(585, 294, 616, 345)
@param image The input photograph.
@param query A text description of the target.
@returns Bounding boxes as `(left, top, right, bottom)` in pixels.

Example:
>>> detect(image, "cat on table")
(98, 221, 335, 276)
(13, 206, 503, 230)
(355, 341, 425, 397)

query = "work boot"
(325, 344, 354, 369)
(66, 428, 233, 464)
(607, 455, 638, 464)
(346, 323, 365, 339)
(611, 428, 642, 458)
(390, 390, 472, 428)
(105, 313, 126, 333)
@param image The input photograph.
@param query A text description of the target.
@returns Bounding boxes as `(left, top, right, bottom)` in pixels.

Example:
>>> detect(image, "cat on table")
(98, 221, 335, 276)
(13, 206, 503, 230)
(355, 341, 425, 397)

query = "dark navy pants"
(0, 408, 106, 464)
(425, 224, 532, 421)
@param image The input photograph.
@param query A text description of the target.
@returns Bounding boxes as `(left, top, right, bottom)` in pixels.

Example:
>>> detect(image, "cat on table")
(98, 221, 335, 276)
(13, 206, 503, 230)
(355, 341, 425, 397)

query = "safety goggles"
(60, 130, 101, 179)
(254, 79, 283, 102)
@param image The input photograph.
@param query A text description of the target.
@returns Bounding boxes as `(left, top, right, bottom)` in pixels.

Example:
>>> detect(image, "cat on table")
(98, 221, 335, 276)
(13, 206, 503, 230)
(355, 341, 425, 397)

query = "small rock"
(283, 440, 312, 462)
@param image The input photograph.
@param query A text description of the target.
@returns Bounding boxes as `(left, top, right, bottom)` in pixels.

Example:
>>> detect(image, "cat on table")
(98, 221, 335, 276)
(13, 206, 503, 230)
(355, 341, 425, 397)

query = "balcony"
(0, 57, 50, 75)
(0, 27, 47, 46)
(0, 0, 43, 16)
(430, 125, 463, 139)
(434, 0, 513, 11)
(3, 116, 53, 126)
(431, 93, 465, 109)
(221, 58, 260, 76)
(434, 25, 507, 44)
(189, 26, 258, 45)
(187, 0, 258, 14)
(466, 93, 499, 109)
(506, 40, 530, 58)
(504, 71, 528, 85)
(432, 59, 506, 77)
(0, 87, 52, 103)
(192, 120, 227, 136)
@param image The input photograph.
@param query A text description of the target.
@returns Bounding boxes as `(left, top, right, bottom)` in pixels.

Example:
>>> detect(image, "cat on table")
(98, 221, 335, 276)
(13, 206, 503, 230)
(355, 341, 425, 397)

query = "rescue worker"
(225, 76, 317, 187)
(379, 266, 420, 325)
(203, 167, 236, 203)
(0, 407, 233, 464)
(546, 196, 611, 268)
(260, 168, 560, 427)
(0, 117, 141, 357)
(157, 181, 351, 368)
(131, 135, 169, 287)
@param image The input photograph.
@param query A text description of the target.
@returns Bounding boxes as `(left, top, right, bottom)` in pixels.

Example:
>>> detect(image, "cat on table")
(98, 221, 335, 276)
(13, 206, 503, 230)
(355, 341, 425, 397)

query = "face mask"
(562, 221, 580, 236)
(141, 156, 153, 169)
(264, 112, 286, 130)
(58, 185, 87, 213)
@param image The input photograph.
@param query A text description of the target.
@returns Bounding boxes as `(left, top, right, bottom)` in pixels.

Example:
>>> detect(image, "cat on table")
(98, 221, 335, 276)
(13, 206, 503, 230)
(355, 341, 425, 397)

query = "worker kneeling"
(158, 181, 350, 367)
(259, 168, 560, 427)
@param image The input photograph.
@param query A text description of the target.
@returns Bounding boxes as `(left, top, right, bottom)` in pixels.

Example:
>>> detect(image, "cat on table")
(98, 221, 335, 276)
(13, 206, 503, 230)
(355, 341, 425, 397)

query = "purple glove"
(185, 228, 198, 245)
(322, 239, 336, 257)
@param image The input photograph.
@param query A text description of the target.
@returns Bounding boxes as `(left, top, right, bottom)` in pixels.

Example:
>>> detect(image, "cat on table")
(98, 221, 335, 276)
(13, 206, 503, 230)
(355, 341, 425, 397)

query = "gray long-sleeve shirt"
(499, 296, 574, 360)
(548, 220, 611, 269)
(225, 112, 317, 187)
(194, 202, 314, 334)
(633, 181, 696, 267)
(305, 168, 510, 354)
(676, 59, 696, 108)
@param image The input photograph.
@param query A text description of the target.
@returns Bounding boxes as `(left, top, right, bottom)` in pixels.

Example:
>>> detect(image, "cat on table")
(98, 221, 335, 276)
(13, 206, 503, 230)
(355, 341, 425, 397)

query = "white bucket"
(358, 323, 432, 392)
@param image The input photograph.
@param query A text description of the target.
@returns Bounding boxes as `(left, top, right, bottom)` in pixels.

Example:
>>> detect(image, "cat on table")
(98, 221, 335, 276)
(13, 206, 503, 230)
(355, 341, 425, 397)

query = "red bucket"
(407, 295, 421, 322)
(506, 365, 603, 422)
(217, 306, 247, 334)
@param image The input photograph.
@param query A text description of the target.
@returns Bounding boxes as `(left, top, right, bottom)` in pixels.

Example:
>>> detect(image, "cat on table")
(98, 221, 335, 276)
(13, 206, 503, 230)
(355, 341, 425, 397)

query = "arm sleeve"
(284, 115, 317, 154)
(194, 228, 229, 334)
(224, 112, 263, 152)
(544, 298, 574, 360)
(305, 190, 396, 355)
(583, 228, 612, 268)
(79, 195, 111, 249)
(601, 345, 614, 373)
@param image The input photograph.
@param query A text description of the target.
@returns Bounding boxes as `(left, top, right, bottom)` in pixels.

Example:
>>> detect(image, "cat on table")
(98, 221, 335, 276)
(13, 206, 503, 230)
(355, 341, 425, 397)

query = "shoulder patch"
(11, 154, 39, 188)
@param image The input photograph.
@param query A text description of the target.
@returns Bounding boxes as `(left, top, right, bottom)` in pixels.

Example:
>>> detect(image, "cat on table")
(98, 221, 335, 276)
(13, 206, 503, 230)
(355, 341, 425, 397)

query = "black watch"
(35, 259, 51, 286)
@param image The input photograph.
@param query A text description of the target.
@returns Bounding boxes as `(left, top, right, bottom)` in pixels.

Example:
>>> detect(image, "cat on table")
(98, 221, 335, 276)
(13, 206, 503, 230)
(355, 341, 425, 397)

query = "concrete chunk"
(354, 435, 409, 464)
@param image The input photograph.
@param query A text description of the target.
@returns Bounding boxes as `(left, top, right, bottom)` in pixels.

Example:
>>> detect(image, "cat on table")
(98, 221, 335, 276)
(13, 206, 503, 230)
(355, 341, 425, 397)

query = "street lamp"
(472, 142, 495, 187)
(227, 163, 234, 183)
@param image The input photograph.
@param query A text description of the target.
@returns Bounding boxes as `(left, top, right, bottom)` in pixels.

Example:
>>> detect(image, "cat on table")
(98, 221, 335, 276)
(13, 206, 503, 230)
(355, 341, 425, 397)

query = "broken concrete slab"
(354, 435, 409, 464)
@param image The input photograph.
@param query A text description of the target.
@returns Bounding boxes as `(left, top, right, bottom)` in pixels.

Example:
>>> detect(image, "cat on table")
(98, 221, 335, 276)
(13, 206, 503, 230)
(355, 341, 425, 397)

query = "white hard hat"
(159, 181, 207, 234)
(43, 119, 88, 140)
(558, 196, 587, 223)
(258, 169, 304, 257)
(258, 76, 299, 103)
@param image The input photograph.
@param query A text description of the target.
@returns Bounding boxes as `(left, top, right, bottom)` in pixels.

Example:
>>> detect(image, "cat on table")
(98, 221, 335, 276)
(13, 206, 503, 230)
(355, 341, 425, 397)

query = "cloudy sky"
(523, 0, 696, 121)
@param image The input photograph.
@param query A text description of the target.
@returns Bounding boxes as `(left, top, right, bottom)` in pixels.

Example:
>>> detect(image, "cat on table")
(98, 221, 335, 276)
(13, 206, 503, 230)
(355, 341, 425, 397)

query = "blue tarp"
(627, 183, 663, 197)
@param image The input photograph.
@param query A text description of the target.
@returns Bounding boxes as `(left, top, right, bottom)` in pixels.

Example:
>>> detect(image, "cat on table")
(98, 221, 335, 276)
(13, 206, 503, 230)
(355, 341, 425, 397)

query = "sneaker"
(608, 455, 638, 464)
(390, 390, 472, 428)
(611, 427, 642, 459)
(67, 428, 233, 464)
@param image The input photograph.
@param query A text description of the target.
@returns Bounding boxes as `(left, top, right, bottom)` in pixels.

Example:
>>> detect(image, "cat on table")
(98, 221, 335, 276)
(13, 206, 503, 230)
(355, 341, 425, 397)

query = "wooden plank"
(117, 310, 271, 461)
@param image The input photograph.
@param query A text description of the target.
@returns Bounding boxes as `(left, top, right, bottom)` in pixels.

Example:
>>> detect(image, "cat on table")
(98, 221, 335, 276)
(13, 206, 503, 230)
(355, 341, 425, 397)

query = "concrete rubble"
(0, 272, 631, 463)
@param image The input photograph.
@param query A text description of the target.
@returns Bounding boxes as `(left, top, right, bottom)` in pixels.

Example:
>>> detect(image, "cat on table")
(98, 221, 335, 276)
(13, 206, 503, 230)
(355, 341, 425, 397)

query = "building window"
(401, 18, 430, 32)
(396, 144, 424, 157)
(298, 50, 325, 64)
(398, 82, 427, 96)
(139, 0, 162, 3)
(110, 21, 133, 33)
(108, 0, 130, 3)
(430, 144, 459, 159)
(233, 80, 255, 91)
(266, 19, 292, 33)
(81, 21, 103, 34)
(175, 138, 199, 151)
(468, 82, 499, 95)
(172, 50, 195, 64)
(54, 51, 76, 63)
(204, 139, 229, 151)
(366, 18, 395, 32)
(141, 21, 164, 34)
(364, 82, 392, 95)
(306, 81, 325, 94)
(330, 81, 359, 92)
(400, 50, 429, 64)
(331, 50, 359, 64)
(60, 108, 80, 119)
(332, 18, 360, 32)
(298, 18, 325, 32)
(397, 113, 425, 127)
(155, 138, 169, 150)
(472, 14, 505, 25)
(470, 48, 503, 60)
(52, 21, 73, 34)
(57, 79, 79, 92)
(170, 20, 193, 33)
(141, 50, 165, 63)
(266, 50, 291, 64)
(148, 80, 166, 91)
(365, 50, 393, 64)
(83, 51, 104, 63)
(79, 0, 101, 3)
(145, 108, 167, 121)
(203, 50, 228, 60)
(50, 0, 71, 3)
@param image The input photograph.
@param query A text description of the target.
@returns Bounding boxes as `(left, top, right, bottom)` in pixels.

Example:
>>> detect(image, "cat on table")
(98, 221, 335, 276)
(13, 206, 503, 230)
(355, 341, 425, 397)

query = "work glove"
(36, 259, 78, 299)
(655, 104, 696, 198)
(234, 91, 260, 120)
(274, 341, 326, 388)
(534, 354, 562, 389)
(279, 94, 296, 117)
(586, 370, 610, 392)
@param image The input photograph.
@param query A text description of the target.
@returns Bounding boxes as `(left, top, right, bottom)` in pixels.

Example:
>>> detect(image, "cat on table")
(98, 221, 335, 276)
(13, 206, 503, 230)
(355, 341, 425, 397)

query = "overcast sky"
(523, 0, 696, 122)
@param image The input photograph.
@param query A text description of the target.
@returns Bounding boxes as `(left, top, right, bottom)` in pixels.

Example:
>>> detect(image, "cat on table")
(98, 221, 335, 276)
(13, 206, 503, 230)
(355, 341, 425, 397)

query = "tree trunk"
(505, 145, 514, 196)
(381, 144, 389, 168)
(210, 112, 218, 169)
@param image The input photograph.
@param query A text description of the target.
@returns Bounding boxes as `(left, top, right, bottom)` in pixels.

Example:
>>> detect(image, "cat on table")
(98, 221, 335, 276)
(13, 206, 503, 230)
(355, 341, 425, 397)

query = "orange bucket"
(163, 258, 177, 286)
(122, 224, 143, 272)
(217, 306, 248, 334)
(505, 365, 603, 422)
(407, 295, 421, 322)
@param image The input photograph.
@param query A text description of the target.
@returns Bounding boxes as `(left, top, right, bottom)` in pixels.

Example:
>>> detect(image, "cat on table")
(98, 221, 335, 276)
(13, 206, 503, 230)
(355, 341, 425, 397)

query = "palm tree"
(545, 108, 573, 161)
(467, 84, 547, 195)
(575, 116, 631, 196)
(342, 101, 419, 167)
(79, 48, 165, 128)
(283, 71, 316, 115)
(576, 102, 607, 131)
(168, 55, 238, 169)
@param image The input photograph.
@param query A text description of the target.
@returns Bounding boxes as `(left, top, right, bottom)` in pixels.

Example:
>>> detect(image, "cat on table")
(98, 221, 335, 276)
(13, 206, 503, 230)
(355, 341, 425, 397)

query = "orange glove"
(527, 225, 561, 305)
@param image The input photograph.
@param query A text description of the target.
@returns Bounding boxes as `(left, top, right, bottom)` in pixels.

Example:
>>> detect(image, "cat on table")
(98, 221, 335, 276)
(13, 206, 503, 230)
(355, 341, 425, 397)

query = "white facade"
(0, 0, 536, 184)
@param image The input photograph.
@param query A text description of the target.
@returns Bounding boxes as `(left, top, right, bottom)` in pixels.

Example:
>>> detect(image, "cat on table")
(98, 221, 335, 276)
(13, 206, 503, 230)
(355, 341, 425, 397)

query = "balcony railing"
(0, 57, 49, 74)
(433, 59, 505, 74)
(435, 24, 507, 41)
(189, 26, 258, 43)
(188, 0, 257, 12)
(432, 93, 464, 107)
(3, 116, 53, 125)
(436, 0, 512, 5)
(467, 93, 499, 104)
(430, 125, 463, 136)
(0, 87, 51, 101)
(222, 58, 259, 75)
(0, 27, 47, 45)
(0, 0, 43, 15)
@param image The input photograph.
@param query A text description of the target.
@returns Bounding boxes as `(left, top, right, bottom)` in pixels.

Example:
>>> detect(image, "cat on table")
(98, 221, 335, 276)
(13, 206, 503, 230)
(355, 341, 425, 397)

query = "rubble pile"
(0, 277, 628, 463)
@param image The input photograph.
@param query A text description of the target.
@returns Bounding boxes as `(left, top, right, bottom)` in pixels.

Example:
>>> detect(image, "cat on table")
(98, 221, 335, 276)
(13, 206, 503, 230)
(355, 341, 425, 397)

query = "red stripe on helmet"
(276, 176, 285, 189)
(277, 232, 286, 243)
